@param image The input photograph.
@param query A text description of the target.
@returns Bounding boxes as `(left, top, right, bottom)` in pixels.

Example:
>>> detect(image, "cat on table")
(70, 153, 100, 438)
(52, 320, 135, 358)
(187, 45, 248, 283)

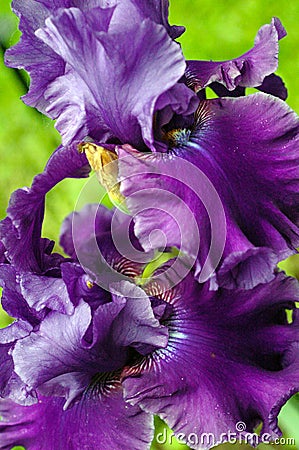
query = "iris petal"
(0, 392, 153, 450)
(119, 93, 299, 289)
(123, 274, 299, 445)
(37, 9, 193, 147)
(185, 18, 286, 93)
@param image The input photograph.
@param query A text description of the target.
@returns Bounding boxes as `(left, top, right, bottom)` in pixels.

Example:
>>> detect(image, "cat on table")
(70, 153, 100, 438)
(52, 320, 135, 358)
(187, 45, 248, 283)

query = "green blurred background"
(1, 0, 299, 449)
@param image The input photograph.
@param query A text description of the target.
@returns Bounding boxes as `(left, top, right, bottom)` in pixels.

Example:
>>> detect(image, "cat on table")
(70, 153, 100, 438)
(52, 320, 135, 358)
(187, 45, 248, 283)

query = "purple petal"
(36, 9, 192, 147)
(5, 0, 65, 112)
(8, 298, 126, 404)
(191, 94, 299, 267)
(60, 204, 113, 259)
(185, 18, 286, 92)
(19, 273, 74, 315)
(0, 346, 14, 397)
(12, 301, 95, 396)
(0, 392, 153, 450)
(209, 73, 287, 101)
(119, 93, 299, 289)
(5, 1, 114, 114)
(6, 0, 184, 133)
(117, 146, 204, 260)
(110, 281, 168, 355)
(60, 262, 109, 308)
(257, 73, 288, 100)
(0, 320, 32, 345)
(60, 203, 152, 289)
(0, 145, 88, 273)
(0, 242, 6, 263)
(0, 265, 42, 326)
(130, 0, 185, 39)
(209, 82, 246, 98)
(154, 83, 199, 146)
(12, 282, 168, 402)
(216, 247, 278, 290)
(123, 274, 299, 444)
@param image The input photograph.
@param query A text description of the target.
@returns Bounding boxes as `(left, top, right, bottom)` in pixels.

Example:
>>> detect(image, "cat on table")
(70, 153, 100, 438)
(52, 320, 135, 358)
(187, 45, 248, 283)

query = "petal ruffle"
(0, 391, 153, 450)
(12, 282, 168, 404)
(185, 18, 286, 92)
(12, 301, 94, 399)
(36, 8, 193, 147)
(0, 145, 88, 273)
(6, 0, 184, 132)
(5, 0, 65, 112)
(19, 273, 74, 315)
(119, 93, 299, 288)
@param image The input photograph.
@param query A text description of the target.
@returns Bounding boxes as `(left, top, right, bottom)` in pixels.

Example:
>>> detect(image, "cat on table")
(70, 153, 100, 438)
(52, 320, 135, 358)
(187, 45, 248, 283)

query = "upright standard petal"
(5, 0, 115, 113)
(6, 1, 192, 148)
(36, 8, 193, 147)
(5, 0, 65, 112)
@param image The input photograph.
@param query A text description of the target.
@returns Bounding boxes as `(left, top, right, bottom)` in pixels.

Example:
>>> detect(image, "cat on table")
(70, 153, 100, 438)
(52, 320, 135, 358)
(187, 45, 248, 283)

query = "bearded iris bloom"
(2, 0, 299, 449)
(0, 146, 299, 449)
(5, 0, 299, 289)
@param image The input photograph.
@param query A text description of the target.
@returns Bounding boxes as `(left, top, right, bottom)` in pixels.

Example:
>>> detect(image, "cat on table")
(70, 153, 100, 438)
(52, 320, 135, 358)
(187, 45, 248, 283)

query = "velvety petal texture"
(119, 93, 299, 288)
(2, 190, 299, 449)
(185, 18, 286, 93)
(12, 284, 168, 404)
(0, 158, 166, 448)
(0, 392, 154, 450)
(123, 274, 299, 448)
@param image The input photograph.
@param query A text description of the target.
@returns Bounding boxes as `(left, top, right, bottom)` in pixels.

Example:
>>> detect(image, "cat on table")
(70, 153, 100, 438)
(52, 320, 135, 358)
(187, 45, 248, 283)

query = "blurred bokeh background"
(1, 0, 299, 448)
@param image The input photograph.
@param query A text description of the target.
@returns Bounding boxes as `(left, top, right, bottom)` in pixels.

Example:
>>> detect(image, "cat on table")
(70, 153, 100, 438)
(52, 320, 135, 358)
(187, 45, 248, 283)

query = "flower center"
(164, 128, 191, 147)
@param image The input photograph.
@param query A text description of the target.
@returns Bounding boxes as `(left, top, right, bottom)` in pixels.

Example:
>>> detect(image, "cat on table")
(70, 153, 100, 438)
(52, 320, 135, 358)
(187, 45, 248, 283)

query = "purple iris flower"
(5, 1, 299, 290)
(2, 2, 299, 446)
(1, 146, 299, 449)
(0, 146, 164, 448)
